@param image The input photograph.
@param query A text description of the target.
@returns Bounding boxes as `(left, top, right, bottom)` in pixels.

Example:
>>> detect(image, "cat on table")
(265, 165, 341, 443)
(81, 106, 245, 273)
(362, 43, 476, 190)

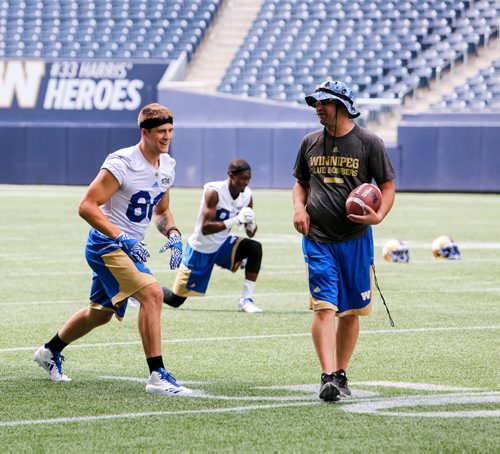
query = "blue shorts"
(85, 229, 156, 319)
(302, 228, 374, 316)
(172, 236, 243, 297)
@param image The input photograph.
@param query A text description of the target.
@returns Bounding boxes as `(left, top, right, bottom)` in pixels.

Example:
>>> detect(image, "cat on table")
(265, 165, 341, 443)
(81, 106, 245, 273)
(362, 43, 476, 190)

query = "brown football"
(345, 183, 382, 216)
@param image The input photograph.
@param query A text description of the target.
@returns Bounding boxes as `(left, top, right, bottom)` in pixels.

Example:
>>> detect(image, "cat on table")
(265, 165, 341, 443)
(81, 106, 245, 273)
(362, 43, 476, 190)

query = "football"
(345, 183, 382, 216)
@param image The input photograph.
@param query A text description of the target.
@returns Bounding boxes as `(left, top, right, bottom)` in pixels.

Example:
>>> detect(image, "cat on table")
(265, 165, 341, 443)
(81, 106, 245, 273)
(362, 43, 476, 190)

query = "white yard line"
(1, 389, 498, 426)
(0, 291, 309, 307)
(352, 382, 482, 391)
(341, 392, 500, 418)
(3, 282, 500, 307)
(1, 325, 499, 354)
(0, 402, 320, 427)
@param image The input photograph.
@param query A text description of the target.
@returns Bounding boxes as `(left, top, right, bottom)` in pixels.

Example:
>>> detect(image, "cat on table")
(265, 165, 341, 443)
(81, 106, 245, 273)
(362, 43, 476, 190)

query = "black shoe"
(333, 369, 351, 397)
(319, 373, 340, 402)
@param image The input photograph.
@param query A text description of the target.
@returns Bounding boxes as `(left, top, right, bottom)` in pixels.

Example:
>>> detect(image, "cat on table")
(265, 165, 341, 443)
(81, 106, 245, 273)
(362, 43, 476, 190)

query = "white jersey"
(100, 145, 175, 241)
(188, 180, 252, 253)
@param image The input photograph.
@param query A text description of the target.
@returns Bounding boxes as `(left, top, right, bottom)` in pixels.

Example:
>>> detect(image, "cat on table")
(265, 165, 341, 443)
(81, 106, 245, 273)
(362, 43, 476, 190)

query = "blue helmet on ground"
(383, 239, 410, 263)
(305, 80, 360, 118)
(432, 236, 461, 260)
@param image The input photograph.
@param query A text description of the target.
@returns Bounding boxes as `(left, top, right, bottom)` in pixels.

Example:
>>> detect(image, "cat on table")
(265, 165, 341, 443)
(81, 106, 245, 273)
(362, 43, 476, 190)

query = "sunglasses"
(313, 98, 336, 107)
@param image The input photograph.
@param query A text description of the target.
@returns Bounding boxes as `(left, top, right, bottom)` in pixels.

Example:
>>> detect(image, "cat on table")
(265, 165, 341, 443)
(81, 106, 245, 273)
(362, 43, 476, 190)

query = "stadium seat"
(431, 58, 500, 112)
(0, 0, 222, 61)
(217, 0, 499, 118)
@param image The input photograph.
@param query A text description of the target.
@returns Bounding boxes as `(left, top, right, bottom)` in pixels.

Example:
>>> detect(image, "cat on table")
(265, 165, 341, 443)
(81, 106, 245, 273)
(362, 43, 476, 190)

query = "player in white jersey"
(162, 159, 264, 313)
(34, 103, 192, 396)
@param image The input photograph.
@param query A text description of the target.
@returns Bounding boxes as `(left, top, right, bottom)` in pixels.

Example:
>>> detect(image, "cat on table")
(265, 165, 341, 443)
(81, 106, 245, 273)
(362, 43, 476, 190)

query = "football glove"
(159, 234, 183, 270)
(238, 207, 255, 224)
(245, 218, 257, 235)
(116, 232, 150, 264)
(224, 207, 255, 229)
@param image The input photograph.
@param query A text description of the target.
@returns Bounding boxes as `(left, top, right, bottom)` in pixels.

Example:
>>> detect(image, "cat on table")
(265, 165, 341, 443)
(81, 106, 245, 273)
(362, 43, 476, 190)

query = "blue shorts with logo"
(172, 236, 243, 297)
(302, 227, 374, 316)
(85, 229, 156, 319)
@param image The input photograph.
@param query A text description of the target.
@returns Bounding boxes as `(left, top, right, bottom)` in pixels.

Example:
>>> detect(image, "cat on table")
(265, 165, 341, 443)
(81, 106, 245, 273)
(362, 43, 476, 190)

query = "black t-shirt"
(293, 124, 396, 242)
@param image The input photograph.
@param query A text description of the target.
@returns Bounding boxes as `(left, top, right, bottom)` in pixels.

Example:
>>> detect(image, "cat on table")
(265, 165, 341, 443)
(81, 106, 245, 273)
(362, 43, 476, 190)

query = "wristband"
(166, 226, 181, 237)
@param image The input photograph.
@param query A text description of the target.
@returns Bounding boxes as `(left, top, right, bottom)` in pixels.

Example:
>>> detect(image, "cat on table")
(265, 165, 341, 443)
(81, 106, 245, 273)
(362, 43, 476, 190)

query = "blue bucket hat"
(305, 80, 360, 118)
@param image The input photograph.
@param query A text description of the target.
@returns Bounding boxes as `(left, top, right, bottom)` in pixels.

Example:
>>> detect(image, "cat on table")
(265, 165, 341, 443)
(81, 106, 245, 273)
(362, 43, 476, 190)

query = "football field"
(1, 185, 499, 452)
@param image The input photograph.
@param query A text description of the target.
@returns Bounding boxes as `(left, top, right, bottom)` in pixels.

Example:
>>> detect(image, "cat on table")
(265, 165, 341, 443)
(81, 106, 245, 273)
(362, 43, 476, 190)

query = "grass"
(0, 185, 499, 453)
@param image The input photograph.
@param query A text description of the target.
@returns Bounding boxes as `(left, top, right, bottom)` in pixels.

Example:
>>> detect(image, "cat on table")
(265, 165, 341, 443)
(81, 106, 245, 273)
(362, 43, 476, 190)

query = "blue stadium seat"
(0, 0, 221, 61)
(431, 57, 500, 112)
(218, 0, 499, 119)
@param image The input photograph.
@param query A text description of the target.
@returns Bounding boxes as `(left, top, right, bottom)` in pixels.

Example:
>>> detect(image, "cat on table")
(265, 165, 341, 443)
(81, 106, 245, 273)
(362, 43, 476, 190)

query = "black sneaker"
(319, 373, 340, 401)
(333, 369, 351, 397)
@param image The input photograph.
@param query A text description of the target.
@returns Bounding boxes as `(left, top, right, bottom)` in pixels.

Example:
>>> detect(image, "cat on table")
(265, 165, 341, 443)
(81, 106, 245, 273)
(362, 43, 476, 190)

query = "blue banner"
(0, 60, 167, 122)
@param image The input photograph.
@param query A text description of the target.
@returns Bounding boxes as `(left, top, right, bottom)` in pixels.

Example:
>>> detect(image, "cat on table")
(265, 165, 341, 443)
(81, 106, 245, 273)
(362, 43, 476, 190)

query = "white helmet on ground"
(382, 239, 410, 263)
(432, 236, 460, 260)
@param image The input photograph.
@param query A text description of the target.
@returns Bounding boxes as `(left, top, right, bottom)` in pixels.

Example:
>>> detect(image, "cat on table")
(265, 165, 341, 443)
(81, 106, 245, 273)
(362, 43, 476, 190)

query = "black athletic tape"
(139, 117, 173, 129)
(228, 163, 251, 174)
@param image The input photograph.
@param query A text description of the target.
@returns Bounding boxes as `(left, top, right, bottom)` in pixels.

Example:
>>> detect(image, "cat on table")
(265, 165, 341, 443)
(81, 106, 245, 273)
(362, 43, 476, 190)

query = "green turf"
(1, 185, 499, 453)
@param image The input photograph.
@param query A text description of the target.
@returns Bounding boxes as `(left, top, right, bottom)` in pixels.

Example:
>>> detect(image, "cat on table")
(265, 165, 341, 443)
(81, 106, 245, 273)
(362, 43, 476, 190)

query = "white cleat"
(145, 368, 193, 396)
(34, 345, 71, 382)
(128, 296, 140, 307)
(238, 297, 263, 313)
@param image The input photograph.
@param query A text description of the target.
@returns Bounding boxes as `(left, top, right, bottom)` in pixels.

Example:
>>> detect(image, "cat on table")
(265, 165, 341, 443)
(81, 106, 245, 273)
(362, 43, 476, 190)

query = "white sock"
(242, 279, 256, 299)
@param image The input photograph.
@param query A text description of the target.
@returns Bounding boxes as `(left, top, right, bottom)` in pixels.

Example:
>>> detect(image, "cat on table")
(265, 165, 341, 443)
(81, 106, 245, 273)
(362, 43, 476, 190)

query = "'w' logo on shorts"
(360, 291, 370, 301)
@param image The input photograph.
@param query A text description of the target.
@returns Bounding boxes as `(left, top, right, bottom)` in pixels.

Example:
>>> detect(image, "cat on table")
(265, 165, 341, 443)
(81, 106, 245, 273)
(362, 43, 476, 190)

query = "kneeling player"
(162, 158, 264, 313)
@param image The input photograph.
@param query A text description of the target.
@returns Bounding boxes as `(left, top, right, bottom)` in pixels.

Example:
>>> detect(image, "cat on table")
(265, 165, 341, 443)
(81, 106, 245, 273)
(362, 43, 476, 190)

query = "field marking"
(1, 237, 500, 258)
(341, 392, 500, 418)
(3, 281, 500, 308)
(352, 382, 481, 391)
(100, 377, 208, 385)
(1, 325, 499, 354)
(265, 383, 482, 392)
(1, 267, 307, 278)
(99, 377, 378, 401)
(16, 263, 500, 275)
(0, 402, 320, 427)
(0, 291, 309, 307)
(2, 237, 500, 252)
(375, 240, 500, 250)
(1, 383, 498, 427)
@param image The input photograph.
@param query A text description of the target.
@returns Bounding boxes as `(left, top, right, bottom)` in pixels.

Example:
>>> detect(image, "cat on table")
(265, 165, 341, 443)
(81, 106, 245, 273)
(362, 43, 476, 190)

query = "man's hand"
(224, 207, 255, 230)
(116, 232, 150, 263)
(237, 207, 255, 224)
(245, 219, 257, 238)
(159, 234, 183, 270)
(347, 205, 382, 225)
(293, 207, 310, 236)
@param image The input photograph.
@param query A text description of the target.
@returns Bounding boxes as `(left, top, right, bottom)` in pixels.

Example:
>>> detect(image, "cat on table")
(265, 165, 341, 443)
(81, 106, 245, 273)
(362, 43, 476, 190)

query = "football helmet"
(382, 239, 410, 263)
(432, 236, 461, 260)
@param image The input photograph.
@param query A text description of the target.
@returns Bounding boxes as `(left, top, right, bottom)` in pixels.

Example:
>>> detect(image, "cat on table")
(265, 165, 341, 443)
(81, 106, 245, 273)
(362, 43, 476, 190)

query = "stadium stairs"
(184, 0, 266, 93)
(180, 0, 499, 145)
(372, 36, 500, 143)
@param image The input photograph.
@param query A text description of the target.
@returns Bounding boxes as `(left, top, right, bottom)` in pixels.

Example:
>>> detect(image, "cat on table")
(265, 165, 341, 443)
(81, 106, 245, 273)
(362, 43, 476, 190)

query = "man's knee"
(238, 239, 262, 273)
(89, 306, 114, 325)
(314, 308, 336, 322)
(337, 314, 358, 326)
(134, 283, 164, 309)
(162, 287, 187, 308)
(248, 239, 262, 259)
